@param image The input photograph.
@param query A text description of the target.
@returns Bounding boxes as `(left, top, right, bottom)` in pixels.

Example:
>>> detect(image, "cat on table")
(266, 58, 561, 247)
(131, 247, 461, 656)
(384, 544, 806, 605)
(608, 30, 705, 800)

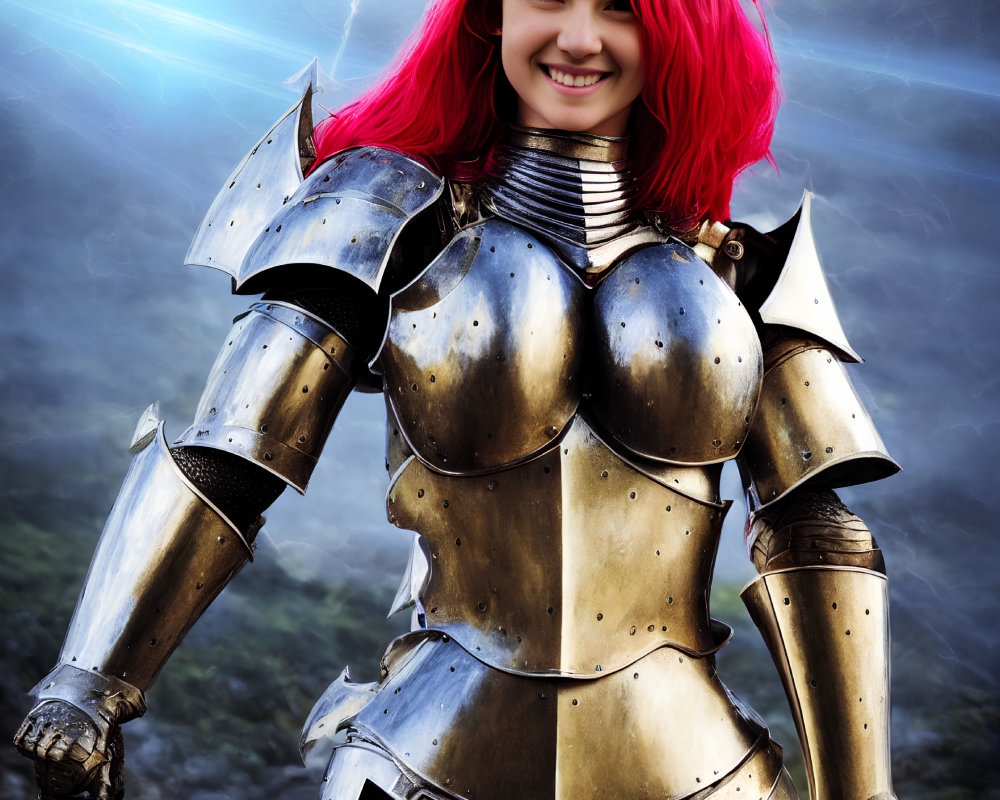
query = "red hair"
(313, 0, 780, 228)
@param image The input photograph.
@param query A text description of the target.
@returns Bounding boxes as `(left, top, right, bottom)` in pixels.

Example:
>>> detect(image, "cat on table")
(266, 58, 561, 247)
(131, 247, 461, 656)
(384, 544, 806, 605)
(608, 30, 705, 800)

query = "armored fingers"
(732, 195, 900, 800)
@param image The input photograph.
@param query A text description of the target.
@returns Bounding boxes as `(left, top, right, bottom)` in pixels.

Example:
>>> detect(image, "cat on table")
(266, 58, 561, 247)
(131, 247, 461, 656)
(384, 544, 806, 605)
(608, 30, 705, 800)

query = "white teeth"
(548, 67, 603, 88)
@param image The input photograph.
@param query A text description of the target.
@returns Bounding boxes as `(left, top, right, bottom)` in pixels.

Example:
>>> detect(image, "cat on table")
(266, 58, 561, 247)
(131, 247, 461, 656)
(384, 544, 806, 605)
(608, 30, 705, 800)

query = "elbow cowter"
(746, 485, 886, 576)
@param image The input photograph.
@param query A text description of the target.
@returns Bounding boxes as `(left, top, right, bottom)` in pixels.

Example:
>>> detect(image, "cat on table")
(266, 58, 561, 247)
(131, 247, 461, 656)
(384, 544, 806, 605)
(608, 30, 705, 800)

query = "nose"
(556, 6, 602, 59)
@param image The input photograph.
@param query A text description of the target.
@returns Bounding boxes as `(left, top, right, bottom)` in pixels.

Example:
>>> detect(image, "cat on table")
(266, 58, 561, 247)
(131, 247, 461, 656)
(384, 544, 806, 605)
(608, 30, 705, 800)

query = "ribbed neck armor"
(483, 127, 662, 275)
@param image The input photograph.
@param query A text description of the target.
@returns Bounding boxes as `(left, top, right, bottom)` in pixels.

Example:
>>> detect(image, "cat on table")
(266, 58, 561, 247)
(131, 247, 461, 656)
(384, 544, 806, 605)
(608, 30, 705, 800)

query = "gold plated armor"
(743, 567, 893, 800)
(17, 88, 899, 800)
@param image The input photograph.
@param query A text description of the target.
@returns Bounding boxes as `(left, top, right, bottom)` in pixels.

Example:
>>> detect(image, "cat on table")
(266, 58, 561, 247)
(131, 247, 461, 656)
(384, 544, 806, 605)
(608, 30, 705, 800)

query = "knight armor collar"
(482, 126, 664, 277)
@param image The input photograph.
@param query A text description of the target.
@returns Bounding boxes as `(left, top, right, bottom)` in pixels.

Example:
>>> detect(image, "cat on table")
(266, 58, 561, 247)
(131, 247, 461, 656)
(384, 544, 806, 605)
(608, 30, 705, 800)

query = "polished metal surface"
(185, 86, 313, 286)
(313, 631, 779, 800)
(742, 566, 895, 800)
(590, 241, 763, 464)
(374, 221, 586, 474)
(386, 417, 730, 676)
(59, 407, 251, 692)
(239, 146, 444, 293)
(758, 192, 862, 363)
(740, 346, 899, 509)
(173, 300, 356, 493)
(483, 127, 664, 274)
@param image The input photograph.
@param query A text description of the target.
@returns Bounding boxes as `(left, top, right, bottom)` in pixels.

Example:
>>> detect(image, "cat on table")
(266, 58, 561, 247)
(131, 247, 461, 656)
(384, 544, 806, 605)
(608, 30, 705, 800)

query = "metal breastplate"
(371, 133, 763, 675)
(375, 219, 762, 474)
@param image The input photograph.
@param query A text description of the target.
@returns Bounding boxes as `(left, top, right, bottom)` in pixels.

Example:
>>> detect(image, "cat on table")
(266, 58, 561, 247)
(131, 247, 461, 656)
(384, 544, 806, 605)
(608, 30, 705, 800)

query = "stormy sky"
(1, 0, 998, 795)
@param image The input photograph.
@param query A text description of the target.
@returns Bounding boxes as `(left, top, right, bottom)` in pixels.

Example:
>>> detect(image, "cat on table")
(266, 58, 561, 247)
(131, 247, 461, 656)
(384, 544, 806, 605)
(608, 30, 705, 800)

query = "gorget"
(482, 126, 665, 276)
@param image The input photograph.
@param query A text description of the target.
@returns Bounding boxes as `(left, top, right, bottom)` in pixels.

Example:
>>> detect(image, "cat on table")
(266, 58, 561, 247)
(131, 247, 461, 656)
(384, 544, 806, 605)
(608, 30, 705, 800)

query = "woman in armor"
(15, 0, 899, 798)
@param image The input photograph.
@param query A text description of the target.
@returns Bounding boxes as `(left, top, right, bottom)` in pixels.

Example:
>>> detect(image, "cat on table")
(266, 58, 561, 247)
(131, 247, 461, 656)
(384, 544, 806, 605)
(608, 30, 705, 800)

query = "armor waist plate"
(333, 632, 780, 800)
(387, 417, 731, 676)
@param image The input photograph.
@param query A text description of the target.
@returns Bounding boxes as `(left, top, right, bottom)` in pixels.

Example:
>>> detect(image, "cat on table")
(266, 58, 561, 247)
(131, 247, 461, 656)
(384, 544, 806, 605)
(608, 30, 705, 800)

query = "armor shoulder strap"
(742, 191, 862, 363)
(185, 86, 445, 296)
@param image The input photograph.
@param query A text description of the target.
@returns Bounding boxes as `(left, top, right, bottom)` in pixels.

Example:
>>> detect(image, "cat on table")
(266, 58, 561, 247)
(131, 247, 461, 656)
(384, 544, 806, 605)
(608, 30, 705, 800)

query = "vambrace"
(741, 487, 896, 800)
(33, 406, 254, 725)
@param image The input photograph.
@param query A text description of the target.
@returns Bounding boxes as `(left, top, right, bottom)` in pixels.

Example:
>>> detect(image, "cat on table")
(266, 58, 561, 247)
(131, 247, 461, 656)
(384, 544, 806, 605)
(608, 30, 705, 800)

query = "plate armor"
(16, 90, 900, 800)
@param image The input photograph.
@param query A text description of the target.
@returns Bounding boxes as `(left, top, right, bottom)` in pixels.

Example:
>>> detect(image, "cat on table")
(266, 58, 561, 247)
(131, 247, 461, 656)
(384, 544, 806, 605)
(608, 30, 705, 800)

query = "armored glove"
(14, 665, 142, 800)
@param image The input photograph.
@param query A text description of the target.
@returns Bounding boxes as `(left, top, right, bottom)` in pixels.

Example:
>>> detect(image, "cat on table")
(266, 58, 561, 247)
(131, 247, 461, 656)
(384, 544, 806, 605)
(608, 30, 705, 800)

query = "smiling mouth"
(544, 66, 609, 88)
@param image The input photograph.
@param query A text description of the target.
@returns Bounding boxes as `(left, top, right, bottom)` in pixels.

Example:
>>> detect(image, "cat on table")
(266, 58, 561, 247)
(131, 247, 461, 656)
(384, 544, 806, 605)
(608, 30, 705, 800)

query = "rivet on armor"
(724, 240, 745, 260)
(264, 452, 273, 461)
(442, 500, 450, 508)
(571, 699, 578, 706)
(826, 446, 834, 453)
(601, 470, 609, 478)
(648, 625, 655, 632)
(547, 607, 554, 615)
(668, 597, 674, 605)
(629, 491, 637, 500)
(456, 538, 462, 546)
(597, 613, 604, 620)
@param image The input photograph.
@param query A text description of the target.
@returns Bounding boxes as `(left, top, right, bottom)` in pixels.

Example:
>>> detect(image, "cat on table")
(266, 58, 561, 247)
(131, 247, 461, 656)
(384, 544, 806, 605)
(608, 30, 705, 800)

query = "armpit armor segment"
(742, 567, 895, 800)
(239, 147, 444, 293)
(185, 86, 315, 285)
(56, 407, 253, 693)
(386, 418, 730, 676)
(740, 344, 899, 509)
(173, 301, 356, 493)
(757, 192, 862, 364)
